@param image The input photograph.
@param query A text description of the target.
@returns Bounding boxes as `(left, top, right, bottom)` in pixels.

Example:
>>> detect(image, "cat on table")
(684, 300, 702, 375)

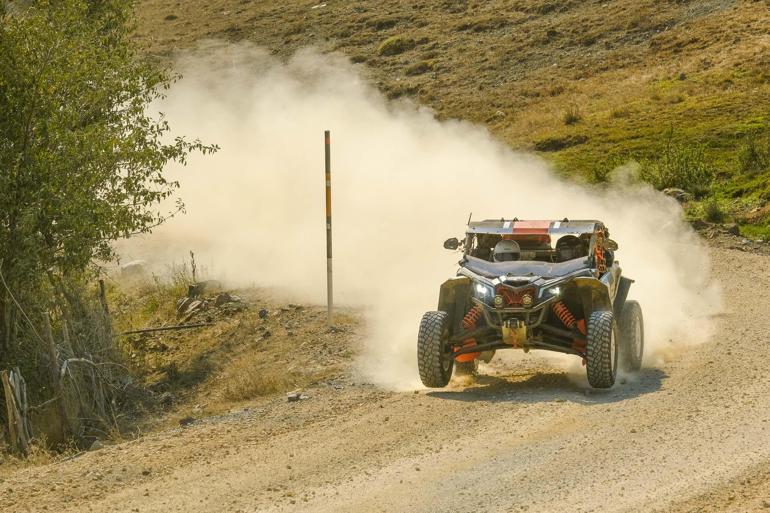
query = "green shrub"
(562, 104, 582, 125)
(736, 132, 770, 175)
(377, 35, 415, 56)
(638, 135, 714, 197)
(702, 198, 725, 223)
(587, 156, 629, 184)
(610, 106, 631, 119)
(739, 223, 770, 242)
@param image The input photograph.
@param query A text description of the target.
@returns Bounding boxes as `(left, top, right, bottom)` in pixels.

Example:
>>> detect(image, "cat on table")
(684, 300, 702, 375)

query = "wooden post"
(324, 130, 333, 325)
(98, 279, 109, 316)
(2, 370, 19, 454)
(1, 369, 29, 455)
(189, 251, 197, 283)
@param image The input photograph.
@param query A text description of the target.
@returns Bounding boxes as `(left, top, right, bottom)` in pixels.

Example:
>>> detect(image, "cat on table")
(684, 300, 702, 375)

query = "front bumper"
(450, 296, 586, 357)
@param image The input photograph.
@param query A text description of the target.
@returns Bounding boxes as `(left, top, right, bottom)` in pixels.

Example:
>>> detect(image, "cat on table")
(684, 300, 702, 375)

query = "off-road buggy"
(417, 219, 644, 389)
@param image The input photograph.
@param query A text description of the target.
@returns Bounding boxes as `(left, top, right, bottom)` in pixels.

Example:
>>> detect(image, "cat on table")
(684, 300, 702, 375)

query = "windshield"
(461, 255, 591, 280)
(466, 232, 591, 263)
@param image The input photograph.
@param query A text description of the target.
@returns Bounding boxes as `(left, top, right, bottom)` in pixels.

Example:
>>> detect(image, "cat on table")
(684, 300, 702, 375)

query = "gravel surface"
(1, 245, 768, 513)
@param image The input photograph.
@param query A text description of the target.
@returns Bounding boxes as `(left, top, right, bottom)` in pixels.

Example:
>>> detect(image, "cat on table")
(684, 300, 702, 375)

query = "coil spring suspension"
(456, 305, 483, 363)
(552, 301, 577, 329)
(462, 305, 483, 330)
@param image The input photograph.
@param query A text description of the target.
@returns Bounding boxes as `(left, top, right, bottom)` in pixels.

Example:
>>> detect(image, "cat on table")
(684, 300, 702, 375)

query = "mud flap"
(613, 276, 634, 317)
(574, 277, 613, 315)
(437, 276, 471, 337)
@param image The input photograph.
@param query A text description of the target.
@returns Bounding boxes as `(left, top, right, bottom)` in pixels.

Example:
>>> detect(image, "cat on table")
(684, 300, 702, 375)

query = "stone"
(89, 440, 104, 451)
(214, 292, 239, 306)
(690, 219, 709, 230)
(158, 392, 175, 407)
(180, 300, 204, 318)
(187, 280, 222, 298)
(662, 188, 693, 203)
(120, 260, 147, 277)
(258, 309, 269, 319)
(287, 391, 309, 402)
(176, 297, 196, 317)
(178, 416, 195, 427)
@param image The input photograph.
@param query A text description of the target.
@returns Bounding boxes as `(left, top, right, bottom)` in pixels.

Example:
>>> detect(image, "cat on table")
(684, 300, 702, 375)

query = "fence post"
(324, 130, 333, 325)
(1, 369, 29, 455)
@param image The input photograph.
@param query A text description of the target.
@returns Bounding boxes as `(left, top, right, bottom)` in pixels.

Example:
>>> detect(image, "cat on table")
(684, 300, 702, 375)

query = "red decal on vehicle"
(510, 220, 551, 235)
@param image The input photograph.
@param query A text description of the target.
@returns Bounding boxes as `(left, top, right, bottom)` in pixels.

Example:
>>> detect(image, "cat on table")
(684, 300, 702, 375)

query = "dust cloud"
(123, 41, 721, 390)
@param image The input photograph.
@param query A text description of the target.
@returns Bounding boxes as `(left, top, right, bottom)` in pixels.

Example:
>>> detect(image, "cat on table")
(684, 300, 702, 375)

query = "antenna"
(467, 212, 472, 226)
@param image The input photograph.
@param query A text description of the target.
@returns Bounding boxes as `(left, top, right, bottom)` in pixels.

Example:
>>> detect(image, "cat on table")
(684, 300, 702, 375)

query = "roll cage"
(460, 219, 610, 265)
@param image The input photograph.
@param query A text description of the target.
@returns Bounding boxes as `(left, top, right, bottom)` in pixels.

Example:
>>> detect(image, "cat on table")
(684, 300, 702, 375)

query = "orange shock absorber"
(552, 301, 577, 329)
(552, 301, 587, 353)
(456, 306, 483, 362)
(462, 305, 483, 330)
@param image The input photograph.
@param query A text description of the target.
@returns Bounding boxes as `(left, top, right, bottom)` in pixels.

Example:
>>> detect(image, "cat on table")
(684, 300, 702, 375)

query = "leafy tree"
(0, 1, 215, 391)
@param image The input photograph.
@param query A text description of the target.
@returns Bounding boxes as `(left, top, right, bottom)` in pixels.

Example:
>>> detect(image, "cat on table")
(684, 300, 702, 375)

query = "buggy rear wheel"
(417, 311, 453, 388)
(586, 310, 618, 389)
(619, 300, 644, 372)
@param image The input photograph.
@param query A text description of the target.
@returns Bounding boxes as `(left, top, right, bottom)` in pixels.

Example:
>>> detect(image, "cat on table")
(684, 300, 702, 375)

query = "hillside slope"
(136, 0, 770, 234)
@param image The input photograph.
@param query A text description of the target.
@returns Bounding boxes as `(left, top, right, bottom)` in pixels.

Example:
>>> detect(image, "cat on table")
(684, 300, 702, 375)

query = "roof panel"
(466, 219, 603, 235)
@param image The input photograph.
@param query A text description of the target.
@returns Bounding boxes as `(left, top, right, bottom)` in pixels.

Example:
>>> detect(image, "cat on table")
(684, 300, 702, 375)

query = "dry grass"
(109, 268, 359, 426)
(377, 35, 415, 56)
(0, 438, 78, 479)
(562, 104, 582, 126)
(134, 0, 768, 165)
(217, 353, 315, 402)
(109, 260, 200, 334)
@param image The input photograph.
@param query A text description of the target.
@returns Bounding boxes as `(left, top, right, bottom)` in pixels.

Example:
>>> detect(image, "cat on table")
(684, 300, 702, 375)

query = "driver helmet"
(493, 240, 520, 262)
(556, 235, 582, 261)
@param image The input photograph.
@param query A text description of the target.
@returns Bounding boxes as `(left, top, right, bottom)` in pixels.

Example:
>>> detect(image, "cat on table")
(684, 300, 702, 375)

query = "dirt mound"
(115, 285, 360, 431)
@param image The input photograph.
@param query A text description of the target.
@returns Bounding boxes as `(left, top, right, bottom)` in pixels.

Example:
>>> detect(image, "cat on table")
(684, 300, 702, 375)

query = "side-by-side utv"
(417, 219, 643, 389)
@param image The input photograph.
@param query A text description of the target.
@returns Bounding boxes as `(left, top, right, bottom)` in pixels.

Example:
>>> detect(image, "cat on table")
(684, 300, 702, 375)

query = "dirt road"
(2, 244, 769, 513)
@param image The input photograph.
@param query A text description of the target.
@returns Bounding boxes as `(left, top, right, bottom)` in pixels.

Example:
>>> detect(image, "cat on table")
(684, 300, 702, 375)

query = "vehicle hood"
(460, 255, 590, 280)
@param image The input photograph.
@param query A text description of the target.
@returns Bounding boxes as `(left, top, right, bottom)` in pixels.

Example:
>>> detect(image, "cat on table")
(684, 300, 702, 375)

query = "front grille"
(495, 284, 536, 307)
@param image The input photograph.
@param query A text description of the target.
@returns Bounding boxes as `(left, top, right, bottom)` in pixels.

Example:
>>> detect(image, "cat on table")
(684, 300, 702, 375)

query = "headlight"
(474, 282, 494, 301)
(538, 285, 562, 300)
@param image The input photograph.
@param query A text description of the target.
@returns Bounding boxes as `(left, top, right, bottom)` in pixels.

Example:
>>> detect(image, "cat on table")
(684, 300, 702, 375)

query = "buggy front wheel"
(586, 310, 619, 388)
(417, 311, 453, 388)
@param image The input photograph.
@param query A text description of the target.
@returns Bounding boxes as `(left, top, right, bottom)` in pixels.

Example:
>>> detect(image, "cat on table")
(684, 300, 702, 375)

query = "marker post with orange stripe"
(324, 130, 333, 325)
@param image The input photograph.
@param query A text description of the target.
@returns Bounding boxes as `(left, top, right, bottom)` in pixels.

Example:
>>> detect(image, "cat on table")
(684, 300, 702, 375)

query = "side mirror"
(443, 237, 460, 250)
(603, 239, 619, 251)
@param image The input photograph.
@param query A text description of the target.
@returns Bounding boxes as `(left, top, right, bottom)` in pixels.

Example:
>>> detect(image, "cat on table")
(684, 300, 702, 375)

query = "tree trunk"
(41, 313, 70, 441)
(0, 295, 8, 356)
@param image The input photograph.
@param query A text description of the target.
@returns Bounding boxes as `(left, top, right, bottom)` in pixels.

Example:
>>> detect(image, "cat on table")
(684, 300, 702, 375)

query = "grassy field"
(135, 0, 770, 238)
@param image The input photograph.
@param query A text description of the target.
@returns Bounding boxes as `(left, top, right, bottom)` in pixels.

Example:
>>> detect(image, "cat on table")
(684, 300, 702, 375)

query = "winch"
(501, 318, 527, 347)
